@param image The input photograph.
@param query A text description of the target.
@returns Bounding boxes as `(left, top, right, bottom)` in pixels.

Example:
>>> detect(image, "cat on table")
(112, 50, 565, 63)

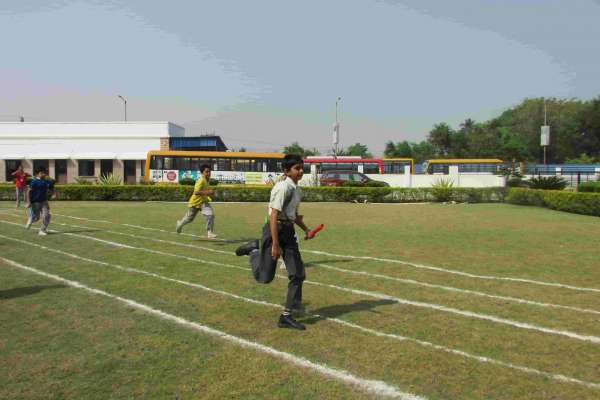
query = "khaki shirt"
(268, 177, 301, 221)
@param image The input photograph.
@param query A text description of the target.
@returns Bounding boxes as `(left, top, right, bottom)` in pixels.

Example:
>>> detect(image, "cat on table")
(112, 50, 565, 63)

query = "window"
(33, 160, 49, 175)
(78, 160, 95, 176)
(100, 160, 113, 176)
(5, 160, 21, 182)
(363, 163, 380, 174)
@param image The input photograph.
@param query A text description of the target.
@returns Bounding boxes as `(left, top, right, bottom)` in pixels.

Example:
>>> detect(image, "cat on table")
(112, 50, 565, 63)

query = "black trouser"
(251, 222, 305, 310)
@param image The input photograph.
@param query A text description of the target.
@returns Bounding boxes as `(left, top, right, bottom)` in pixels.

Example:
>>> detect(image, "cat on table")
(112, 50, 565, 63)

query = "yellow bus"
(144, 150, 286, 184)
(424, 159, 504, 174)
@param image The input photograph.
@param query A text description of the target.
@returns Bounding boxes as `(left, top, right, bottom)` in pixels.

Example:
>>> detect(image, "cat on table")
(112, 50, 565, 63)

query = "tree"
(384, 141, 396, 158)
(282, 142, 320, 157)
(410, 141, 436, 163)
(427, 123, 453, 156)
(340, 143, 372, 158)
(394, 141, 413, 158)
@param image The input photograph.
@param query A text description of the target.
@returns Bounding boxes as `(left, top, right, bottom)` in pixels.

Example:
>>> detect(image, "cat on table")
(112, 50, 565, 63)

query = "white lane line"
(52, 213, 111, 224)
(0, 233, 409, 344)
(2, 218, 598, 346)
(40, 217, 600, 317)
(1, 234, 599, 390)
(49, 211, 600, 294)
(0, 257, 419, 400)
(305, 250, 600, 294)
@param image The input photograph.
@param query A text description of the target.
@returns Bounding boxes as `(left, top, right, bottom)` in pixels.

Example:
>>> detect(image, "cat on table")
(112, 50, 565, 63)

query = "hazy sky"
(1, 0, 599, 154)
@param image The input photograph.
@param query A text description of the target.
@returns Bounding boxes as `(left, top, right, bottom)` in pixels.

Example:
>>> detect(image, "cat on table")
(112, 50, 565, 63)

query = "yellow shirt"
(188, 176, 212, 208)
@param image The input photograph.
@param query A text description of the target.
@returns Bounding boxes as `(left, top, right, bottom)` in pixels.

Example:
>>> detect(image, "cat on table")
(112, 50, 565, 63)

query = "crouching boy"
(236, 154, 313, 330)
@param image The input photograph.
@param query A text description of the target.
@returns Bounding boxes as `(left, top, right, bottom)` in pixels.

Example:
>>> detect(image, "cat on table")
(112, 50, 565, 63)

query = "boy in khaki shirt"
(236, 154, 314, 330)
(176, 164, 217, 239)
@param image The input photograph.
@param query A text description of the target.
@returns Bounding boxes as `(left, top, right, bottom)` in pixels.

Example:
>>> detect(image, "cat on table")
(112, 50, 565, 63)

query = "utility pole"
(333, 97, 341, 157)
(118, 95, 127, 121)
(541, 99, 550, 165)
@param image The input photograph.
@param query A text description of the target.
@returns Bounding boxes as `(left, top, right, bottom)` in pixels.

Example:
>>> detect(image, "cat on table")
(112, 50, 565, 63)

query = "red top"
(14, 170, 26, 188)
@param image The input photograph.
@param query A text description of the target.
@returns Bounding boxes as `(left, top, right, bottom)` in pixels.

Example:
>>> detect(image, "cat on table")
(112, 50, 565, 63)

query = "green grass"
(1, 201, 600, 399)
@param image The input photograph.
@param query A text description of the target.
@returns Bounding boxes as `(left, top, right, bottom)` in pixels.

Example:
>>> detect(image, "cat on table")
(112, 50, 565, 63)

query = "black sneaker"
(235, 239, 259, 256)
(278, 314, 306, 330)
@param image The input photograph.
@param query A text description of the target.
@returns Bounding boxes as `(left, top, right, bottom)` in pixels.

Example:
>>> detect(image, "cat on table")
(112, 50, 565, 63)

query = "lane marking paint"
(0, 256, 419, 400)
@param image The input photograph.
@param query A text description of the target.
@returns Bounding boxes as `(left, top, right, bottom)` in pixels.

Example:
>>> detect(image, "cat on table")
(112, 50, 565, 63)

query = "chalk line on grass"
(2, 218, 598, 346)
(0, 256, 419, 400)
(1, 233, 599, 390)
(36, 216, 600, 318)
(48, 211, 600, 294)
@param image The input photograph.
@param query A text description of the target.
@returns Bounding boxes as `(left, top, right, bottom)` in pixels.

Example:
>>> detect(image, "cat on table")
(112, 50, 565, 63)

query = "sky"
(1, 0, 599, 155)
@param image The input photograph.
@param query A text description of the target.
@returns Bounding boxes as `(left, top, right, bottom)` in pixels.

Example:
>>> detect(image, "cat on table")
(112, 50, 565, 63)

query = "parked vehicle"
(319, 170, 389, 187)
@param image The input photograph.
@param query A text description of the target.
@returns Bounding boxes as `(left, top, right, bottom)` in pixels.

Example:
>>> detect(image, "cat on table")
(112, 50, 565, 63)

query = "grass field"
(1, 200, 600, 399)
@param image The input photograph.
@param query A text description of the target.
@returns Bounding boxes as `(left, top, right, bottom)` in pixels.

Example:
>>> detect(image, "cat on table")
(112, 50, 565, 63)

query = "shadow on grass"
(301, 299, 396, 325)
(0, 284, 67, 300)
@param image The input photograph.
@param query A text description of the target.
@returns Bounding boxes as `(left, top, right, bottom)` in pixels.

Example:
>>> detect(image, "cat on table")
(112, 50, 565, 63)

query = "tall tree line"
(385, 97, 600, 163)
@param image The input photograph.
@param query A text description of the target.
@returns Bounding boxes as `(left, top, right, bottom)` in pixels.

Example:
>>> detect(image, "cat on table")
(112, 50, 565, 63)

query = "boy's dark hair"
(282, 154, 303, 171)
(200, 164, 211, 173)
(34, 166, 47, 174)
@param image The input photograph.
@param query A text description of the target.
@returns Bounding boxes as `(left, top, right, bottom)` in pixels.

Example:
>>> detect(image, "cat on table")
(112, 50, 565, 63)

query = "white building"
(0, 122, 184, 184)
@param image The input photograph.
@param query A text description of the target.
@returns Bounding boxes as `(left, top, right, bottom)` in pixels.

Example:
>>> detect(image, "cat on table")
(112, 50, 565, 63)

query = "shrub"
(98, 173, 122, 185)
(507, 188, 600, 216)
(578, 181, 600, 193)
(527, 176, 567, 190)
(0, 184, 506, 204)
(179, 177, 196, 186)
(431, 177, 454, 202)
(74, 177, 93, 185)
(209, 178, 219, 186)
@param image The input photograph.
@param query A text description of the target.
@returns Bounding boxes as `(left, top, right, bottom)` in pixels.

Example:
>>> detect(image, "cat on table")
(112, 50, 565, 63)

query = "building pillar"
(48, 160, 56, 180)
(135, 160, 142, 184)
(113, 159, 124, 184)
(0, 160, 6, 183)
(449, 165, 460, 187)
(94, 160, 101, 180)
(22, 159, 33, 176)
(160, 137, 170, 151)
(402, 165, 412, 188)
(67, 159, 77, 183)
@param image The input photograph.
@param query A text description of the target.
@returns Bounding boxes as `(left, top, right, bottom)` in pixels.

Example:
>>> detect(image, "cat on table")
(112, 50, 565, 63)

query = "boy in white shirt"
(236, 154, 313, 330)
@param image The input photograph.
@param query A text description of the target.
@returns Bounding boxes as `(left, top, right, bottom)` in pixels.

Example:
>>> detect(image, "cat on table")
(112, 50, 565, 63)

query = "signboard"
(149, 169, 163, 183)
(163, 170, 178, 183)
(211, 171, 245, 184)
(179, 170, 199, 181)
(541, 125, 550, 146)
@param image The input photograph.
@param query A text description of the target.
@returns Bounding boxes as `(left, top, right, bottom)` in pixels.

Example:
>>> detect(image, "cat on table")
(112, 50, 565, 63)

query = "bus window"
(364, 163, 379, 174)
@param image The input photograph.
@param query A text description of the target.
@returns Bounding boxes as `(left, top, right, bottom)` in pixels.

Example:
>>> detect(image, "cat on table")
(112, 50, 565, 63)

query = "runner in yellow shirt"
(176, 164, 217, 238)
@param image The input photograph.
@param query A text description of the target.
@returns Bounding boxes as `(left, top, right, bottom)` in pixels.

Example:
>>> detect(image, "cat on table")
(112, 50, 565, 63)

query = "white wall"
(0, 121, 184, 139)
(1, 138, 162, 157)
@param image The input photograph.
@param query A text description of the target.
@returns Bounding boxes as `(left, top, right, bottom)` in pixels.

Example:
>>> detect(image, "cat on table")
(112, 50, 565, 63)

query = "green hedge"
(0, 184, 506, 203)
(507, 188, 600, 216)
(578, 181, 600, 193)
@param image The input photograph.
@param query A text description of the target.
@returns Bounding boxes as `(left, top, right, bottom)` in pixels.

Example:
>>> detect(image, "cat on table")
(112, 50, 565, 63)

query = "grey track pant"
(28, 201, 51, 232)
(16, 187, 24, 207)
(251, 222, 305, 310)
(178, 204, 214, 232)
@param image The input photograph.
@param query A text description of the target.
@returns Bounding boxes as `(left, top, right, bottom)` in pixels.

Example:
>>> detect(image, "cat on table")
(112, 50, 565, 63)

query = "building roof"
(0, 121, 185, 138)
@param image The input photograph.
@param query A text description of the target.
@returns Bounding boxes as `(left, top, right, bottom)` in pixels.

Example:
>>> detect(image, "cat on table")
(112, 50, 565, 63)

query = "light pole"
(333, 97, 341, 156)
(541, 98, 550, 165)
(118, 95, 127, 121)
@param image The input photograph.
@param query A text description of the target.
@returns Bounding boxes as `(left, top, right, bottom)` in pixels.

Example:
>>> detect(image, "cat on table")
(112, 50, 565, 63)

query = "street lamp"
(117, 95, 127, 121)
(333, 97, 341, 156)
